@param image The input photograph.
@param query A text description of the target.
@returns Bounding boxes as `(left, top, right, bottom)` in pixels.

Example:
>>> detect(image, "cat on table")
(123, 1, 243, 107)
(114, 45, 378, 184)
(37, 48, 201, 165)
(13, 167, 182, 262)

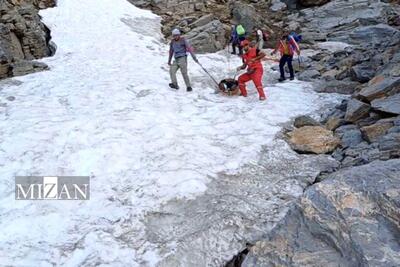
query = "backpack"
(236, 24, 246, 36)
(289, 32, 302, 43)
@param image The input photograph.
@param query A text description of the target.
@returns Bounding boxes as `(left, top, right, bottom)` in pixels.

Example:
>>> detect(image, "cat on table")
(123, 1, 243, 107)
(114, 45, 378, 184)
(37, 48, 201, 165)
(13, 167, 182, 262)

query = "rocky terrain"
(126, 0, 400, 266)
(243, 1, 400, 266)
(0, 0, 56, 79)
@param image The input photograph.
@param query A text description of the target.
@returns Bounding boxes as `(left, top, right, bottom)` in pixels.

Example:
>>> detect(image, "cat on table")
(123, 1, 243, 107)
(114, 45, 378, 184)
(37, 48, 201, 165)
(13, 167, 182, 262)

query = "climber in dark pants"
(272, 34, 300, 82)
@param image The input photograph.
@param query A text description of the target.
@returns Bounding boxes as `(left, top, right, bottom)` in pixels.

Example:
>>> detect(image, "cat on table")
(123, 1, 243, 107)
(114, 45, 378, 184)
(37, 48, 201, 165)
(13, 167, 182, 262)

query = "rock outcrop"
(128, 0, 231, 53)
(287, 126, 340, 154)
(127, 0, 280, 53)
(0, 0, 56, 79)
(243, 159, 400, 267)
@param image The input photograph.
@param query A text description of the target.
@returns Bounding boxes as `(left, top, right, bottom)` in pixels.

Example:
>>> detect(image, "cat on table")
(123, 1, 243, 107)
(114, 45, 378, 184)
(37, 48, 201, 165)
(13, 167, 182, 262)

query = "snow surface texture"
(0, 0, 339, 266)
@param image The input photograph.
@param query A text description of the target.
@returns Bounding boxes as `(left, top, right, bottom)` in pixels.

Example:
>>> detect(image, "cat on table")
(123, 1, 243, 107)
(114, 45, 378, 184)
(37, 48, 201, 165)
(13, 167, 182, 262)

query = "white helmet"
(172, 28, 181, 36)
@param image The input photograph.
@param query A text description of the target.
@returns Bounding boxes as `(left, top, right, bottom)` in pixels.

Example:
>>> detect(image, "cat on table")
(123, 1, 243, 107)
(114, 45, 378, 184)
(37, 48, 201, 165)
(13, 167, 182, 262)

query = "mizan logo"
(15, 176, 90, 200)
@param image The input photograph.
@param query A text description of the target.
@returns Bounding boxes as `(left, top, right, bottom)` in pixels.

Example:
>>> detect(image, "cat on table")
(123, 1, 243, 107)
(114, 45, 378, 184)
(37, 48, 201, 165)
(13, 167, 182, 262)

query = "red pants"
(238, 68, 265, 98)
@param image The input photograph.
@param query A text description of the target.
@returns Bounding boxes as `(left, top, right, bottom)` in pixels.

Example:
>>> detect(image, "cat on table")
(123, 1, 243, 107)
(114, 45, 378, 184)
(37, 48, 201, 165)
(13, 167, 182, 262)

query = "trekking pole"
(197, 62, 219, 87)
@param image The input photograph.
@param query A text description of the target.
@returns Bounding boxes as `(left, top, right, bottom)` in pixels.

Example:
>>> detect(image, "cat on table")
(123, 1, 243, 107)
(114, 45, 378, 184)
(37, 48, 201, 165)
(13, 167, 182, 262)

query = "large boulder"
(358, 76, 400, 102)
(299, 0, 394, 43)
(344, 99, 370, 123)
(243, 159, 400, 267)
(360, 119, 394, 143)
(230, 1, 260, 33)
(287, 126, 341, 154)
(371, 93, 400, 115)
(331, 24, 400, 49)
(186, 20, 227, 53)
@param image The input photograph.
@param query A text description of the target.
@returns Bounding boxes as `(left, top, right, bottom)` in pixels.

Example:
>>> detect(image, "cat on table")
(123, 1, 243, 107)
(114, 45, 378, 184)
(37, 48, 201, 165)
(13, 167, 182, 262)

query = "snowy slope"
(0, 0, 338, 266)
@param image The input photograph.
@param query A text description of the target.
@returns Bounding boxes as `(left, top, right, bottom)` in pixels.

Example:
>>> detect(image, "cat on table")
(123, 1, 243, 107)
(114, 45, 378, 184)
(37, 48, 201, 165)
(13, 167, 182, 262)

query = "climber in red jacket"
(237, 40, 266, 101)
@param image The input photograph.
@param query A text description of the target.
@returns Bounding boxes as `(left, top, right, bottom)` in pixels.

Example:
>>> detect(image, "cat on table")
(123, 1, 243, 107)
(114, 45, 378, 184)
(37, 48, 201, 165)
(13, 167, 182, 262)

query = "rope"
(197, 62, 219, 86)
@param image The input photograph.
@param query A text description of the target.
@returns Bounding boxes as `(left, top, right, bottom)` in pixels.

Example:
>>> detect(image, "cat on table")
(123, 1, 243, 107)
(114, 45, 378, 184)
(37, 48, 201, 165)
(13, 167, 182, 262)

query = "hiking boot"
(290, 77, 295, 81)
(231, 52, 236, 55)
(278, 77, 286, 82)
(259, 96, 266, 101)
(187, 87, 193, 92)
(169, 83, 179, 89)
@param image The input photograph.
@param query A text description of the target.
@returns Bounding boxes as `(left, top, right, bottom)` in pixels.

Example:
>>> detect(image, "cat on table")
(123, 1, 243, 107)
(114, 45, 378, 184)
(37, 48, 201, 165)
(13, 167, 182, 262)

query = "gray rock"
(343, 141, 371, 157)
(333, 24, 400, 49)
(299, 0, 391, 43)
(189, 14, 214, 29)
(394, 116, 400, 126)
(341, 128, 363, 148)
(378, 50, 400, 77)
(0, 0, 55, 79)
(360, 119, 394, 143)
(297, 69, 320, 81)
(270, 0, 287, 12)
(243, 159, 400, 267)
(280, 0, 298, 9)
(350, 63, 376, 83)
(186, 20, 227, 53)
(341, 155, 368, 167)
(314, 79, 359, 95)
(11, 60, 49, 77)
(358, 76, 400, 102)
(388, 126, 400, 134)
(335, 124, 359, 137)
(325, 116, 345, 131)
(294, 115, 321, 128)
(344, 99, 370, 122)
(230, 2, 260, 32)
(378, 132, 400, 152)
(371, 93, 400, 115)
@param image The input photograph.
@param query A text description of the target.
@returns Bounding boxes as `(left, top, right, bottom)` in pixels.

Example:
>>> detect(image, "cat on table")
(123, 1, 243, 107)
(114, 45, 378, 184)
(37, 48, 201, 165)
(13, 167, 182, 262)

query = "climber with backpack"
(271, 33, 300, 82)
(255, 28, 264, 50)
(236, 40, 267, 101)
(230, 24, 246, 55)
(168, 28, 199, 92)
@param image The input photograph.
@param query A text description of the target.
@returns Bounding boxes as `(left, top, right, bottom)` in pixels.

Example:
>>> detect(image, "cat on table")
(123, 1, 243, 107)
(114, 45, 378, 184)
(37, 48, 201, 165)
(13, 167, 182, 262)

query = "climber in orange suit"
(237, 40, 266, 101)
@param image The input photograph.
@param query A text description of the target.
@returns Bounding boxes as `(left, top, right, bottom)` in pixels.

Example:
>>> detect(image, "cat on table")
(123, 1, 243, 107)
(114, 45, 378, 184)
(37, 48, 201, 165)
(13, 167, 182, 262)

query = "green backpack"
(236, 24, 246, 36)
